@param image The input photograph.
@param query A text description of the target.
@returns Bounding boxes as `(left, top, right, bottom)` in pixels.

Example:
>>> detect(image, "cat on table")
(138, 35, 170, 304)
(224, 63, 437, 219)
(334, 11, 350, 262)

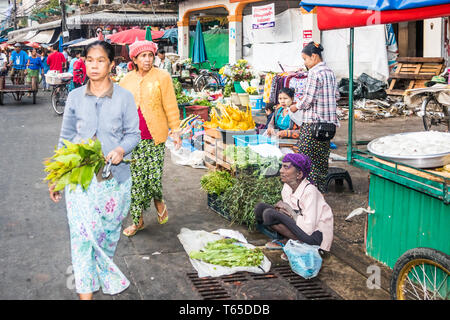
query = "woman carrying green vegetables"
(48, 41, 141, 300)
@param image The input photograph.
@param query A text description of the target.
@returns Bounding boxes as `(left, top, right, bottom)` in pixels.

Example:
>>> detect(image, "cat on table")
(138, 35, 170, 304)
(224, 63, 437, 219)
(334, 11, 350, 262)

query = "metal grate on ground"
(187, 266, 341, 300)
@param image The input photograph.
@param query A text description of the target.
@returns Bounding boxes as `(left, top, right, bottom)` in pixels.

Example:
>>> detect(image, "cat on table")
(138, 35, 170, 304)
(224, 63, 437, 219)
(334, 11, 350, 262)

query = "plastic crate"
(233, 134, 277, 147)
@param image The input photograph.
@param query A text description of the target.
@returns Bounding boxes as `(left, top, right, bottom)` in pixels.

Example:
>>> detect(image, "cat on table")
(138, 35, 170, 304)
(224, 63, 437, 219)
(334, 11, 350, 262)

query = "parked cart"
(300, 0, 450, 300)
(0, 74, 38, 105)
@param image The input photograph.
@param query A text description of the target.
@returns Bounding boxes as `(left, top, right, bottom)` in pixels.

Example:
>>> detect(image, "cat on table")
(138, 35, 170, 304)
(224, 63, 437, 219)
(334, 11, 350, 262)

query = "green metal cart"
(345, 25, 449, 300)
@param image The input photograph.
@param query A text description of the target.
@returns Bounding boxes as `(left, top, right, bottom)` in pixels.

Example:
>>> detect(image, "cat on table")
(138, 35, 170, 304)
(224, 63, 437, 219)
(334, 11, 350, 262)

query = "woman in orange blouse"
(119, 41, 181, 237)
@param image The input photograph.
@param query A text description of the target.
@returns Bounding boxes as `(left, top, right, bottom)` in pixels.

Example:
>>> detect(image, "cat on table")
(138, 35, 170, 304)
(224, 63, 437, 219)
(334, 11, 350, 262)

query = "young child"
(256, 102, 275, 131)
(266, 88, 301, 139)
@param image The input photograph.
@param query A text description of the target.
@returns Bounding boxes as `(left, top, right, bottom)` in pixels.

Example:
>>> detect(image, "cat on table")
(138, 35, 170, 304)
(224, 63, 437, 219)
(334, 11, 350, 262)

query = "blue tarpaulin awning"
(62, 38, 86, 48)
(299, 0, 450, 30)
(162, 28, 178, 44)
(300, 0, 450, 12)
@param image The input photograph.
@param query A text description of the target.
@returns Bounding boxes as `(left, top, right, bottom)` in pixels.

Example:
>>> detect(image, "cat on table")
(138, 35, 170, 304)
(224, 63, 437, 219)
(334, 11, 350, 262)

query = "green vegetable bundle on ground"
(44, 139, 105, 192)
(189, 238, 264, 267)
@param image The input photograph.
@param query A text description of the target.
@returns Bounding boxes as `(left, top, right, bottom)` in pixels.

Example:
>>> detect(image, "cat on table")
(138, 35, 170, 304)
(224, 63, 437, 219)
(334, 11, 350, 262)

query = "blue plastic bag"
(283, 239, 322, 279)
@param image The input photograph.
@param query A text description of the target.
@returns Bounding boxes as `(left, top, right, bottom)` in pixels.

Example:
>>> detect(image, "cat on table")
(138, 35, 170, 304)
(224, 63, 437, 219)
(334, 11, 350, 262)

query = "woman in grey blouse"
(48, 41, 140, 300)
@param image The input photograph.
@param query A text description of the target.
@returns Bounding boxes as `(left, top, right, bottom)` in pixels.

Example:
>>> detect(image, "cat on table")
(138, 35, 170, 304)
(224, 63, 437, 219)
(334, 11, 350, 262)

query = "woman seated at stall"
(254, 153, 333, 260)
(265, 87, 301, 139)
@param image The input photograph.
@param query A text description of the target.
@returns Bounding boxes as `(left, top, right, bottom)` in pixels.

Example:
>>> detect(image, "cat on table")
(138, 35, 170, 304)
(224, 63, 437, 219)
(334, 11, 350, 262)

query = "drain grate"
(187, 272, 231, 300)
(188, 268, 341, 300)
(273, 266, 341, 300)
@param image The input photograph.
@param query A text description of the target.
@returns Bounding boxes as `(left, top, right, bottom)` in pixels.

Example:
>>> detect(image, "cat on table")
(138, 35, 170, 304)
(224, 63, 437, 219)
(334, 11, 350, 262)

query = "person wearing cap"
(288, 41, 339, 193)
(255, 153, 334, 259)
(9, 43, 28, 85)
(119, 40, 182, 237)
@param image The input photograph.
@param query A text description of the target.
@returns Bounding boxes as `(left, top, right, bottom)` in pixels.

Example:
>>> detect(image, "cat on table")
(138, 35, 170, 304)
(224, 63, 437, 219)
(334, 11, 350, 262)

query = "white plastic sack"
(177, 228, 271, 278)
(166, 138, 206, 169)
(283, 239, 322, 279)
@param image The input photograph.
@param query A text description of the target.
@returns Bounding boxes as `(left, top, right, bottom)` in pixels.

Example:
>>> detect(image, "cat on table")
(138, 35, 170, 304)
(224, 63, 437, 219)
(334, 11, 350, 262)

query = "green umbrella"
(145, 26, 152, 41)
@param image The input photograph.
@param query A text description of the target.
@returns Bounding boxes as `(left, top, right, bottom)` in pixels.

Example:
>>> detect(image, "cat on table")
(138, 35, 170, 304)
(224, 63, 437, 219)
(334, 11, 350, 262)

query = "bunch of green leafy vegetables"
(224, 145, 281, 178)
(200, 170, 235, 196)
(174, 79, 193, 105)
(217, 173, 283, 231)
(44, 139, 105, 192)
(189, 238, 264, 267)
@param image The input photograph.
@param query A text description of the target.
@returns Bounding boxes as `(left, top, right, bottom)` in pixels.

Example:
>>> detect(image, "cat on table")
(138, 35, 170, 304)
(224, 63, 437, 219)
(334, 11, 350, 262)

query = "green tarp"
(189, 31, 229, 69)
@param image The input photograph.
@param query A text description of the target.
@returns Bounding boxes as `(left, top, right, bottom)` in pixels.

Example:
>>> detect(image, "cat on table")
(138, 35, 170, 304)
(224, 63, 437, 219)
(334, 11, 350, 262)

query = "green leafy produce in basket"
(44, 139, 106, 192)
(189, 238, 264, 267)
(200, 170, 234, 195)
(218, 174, 283, 231)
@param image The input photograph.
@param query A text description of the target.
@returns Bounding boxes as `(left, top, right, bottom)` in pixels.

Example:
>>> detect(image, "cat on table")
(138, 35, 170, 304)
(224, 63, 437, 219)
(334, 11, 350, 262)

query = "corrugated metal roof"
(8, 20, 61, 39)
(67, 12, 178, 29)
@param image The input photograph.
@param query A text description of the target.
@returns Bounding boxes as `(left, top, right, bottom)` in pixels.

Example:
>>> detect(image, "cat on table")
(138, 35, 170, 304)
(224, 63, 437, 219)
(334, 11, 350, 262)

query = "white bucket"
(249, 94, 263, 110)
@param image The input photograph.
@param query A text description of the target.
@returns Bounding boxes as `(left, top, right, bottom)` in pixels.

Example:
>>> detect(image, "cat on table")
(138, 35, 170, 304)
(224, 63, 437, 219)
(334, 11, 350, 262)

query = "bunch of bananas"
(204, 103, 255, 131)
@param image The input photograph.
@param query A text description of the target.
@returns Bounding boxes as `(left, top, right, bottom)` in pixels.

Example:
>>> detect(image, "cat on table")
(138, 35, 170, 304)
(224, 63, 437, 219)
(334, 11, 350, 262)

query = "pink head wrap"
(128, 40, 158, 59)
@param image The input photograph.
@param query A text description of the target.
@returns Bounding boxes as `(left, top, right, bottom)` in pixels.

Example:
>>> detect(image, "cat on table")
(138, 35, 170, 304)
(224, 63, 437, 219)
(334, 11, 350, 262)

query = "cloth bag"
(283, 239, 322, 279)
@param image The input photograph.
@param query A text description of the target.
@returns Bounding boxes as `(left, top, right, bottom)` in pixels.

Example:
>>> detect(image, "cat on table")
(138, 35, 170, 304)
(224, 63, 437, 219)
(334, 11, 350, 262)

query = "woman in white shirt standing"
(255, 153, 334, 260)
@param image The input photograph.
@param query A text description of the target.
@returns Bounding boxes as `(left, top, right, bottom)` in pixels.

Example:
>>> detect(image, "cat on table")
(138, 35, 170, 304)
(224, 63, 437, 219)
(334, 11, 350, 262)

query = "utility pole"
(60, 0, 69, 41)
(12, 0, 17, 30)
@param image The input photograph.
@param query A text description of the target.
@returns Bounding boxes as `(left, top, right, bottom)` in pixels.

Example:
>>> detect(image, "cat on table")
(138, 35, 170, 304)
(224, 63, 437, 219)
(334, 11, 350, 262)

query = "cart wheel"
(390, 247, 450, 300)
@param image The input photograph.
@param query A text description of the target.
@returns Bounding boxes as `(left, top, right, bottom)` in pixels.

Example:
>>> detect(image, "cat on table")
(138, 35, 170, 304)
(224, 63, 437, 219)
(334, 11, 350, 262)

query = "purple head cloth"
(282, 153, 312, 178)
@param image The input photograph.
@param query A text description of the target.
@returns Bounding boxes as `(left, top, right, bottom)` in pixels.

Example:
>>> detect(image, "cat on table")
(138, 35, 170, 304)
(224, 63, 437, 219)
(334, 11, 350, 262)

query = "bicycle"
(193, 61, 228, 92)
(50, 78, 71, 115)
(421, 92, 449, 132)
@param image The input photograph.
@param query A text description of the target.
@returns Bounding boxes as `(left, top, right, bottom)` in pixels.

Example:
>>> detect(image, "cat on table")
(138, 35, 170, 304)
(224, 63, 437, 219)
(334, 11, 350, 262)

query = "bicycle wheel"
(193, 75, 207, 92)
(422, 96, 449, 132)
(390, 247, 450, 300)
(51, 86, 67, 115)
(195, 74, 221, 92)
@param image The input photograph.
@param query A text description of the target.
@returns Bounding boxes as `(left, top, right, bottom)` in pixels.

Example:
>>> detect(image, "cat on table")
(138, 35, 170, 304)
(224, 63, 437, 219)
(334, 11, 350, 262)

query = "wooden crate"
(387, 57, 445, 96)
(203, 133, 233, 171)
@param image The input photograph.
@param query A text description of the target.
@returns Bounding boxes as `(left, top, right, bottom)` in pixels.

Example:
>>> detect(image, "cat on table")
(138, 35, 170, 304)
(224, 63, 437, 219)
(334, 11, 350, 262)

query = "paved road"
(0, 90, 393, 300)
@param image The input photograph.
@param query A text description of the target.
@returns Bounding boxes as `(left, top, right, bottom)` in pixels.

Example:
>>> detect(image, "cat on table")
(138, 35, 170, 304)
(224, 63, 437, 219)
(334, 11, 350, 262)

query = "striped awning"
(67, 12, 178, 28)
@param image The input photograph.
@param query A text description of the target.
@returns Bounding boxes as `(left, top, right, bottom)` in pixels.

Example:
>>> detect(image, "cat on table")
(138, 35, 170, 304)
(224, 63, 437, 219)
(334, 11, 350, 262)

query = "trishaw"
(0, 73, 38, 105)
(300, 0, 450, 300)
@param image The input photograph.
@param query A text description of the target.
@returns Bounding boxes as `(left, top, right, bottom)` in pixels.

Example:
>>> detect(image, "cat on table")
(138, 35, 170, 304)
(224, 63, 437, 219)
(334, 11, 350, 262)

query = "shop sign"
(252, 3, 275, 30)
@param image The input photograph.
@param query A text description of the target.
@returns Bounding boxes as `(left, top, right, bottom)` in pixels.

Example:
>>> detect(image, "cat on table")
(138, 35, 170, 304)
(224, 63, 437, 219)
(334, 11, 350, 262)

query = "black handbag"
(311, 122, 336, 141)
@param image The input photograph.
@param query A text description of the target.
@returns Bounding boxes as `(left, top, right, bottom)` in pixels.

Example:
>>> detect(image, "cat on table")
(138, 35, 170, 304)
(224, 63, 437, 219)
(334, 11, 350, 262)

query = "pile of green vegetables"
(200, 170, 234, 195)
(224, 145, 281, 178)
(173, 79, 192, 105)
(44, 139, 105, 192)
(189, 238, 264, 267)
(200, 169, 283, 230)
(219, 175, 283, 230)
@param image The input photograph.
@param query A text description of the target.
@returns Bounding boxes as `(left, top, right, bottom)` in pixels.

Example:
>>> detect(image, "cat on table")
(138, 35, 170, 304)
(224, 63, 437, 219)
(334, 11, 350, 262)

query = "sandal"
(265, 240, 285, 250)
(123, 223, 145, 237)
(156, 202, 168, 225)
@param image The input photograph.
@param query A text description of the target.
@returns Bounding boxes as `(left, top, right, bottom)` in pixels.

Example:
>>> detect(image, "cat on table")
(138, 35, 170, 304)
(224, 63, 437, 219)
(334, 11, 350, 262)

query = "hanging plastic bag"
(283, 239, 322, 279)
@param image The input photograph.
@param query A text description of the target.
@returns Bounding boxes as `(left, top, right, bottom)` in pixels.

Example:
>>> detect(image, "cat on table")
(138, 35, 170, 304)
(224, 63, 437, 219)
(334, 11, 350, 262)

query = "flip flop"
(265, 240, 285, 250)
(157, 202, 168, 225)
(123, 224, 145, 237)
